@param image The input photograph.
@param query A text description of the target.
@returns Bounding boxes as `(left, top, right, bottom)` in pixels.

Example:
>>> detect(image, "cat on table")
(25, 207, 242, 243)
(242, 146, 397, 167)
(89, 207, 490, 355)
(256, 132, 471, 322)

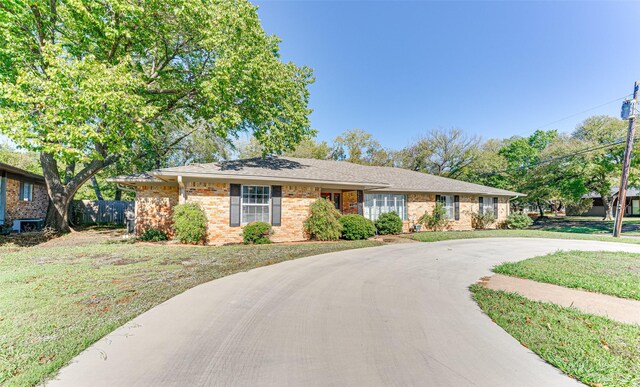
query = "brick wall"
(135, 185, 179, 237)
(4, 177, 48, 223)
(184, 182, 320, 245)
(405, 193, 509, 232)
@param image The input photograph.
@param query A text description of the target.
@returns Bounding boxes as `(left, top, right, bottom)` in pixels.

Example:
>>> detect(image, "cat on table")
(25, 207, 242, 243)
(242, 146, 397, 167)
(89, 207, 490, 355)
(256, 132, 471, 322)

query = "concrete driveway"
(47, 238, 640, 387)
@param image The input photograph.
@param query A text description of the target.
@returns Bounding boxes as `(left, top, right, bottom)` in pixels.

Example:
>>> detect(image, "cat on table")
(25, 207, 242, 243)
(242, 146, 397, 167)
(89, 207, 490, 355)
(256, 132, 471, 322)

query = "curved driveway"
(48, 238, 640, 386)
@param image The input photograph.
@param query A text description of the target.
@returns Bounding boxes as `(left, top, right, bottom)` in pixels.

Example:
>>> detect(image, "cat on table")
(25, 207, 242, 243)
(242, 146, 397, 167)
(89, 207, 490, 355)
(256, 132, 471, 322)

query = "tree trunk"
(40, 152, 115, 233)
(537, 200, 545, 217)
(91, 176, 104, 201)
(602, 195, 615, 221)
(114, 186, 122, 201)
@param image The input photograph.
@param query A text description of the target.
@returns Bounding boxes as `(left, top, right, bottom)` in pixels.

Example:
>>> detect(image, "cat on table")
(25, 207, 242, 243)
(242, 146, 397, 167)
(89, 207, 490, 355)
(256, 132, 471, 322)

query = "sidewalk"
(479, 274, 640, 325)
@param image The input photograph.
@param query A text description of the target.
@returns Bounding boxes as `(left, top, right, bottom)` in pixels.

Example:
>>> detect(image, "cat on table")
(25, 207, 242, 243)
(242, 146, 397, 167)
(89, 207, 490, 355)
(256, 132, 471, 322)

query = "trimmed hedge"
(375, 211, 403, 235)
(304, 198, 343, 241)
(339, 214, 376, 240)
(173, 203, 207, 244)
(139, 228, 168, 242)
(506, 212, 533, 229)
(243, 221, 272, 244)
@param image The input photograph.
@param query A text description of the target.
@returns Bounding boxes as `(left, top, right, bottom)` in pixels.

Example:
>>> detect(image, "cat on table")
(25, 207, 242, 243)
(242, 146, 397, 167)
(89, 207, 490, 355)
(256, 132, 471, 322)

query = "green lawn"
(405, 229, 640, 244)
(494, 251, 640, 300)
(531, 216, 640, 235)
(471, 285, 640, 387)
(0, 239, 382, 386)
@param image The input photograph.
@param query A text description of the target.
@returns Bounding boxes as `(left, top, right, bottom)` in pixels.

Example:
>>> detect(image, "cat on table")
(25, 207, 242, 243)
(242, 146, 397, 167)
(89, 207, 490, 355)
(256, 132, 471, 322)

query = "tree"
(398, 128, 479, 178)
(0, 0, 314, 232)
(458, 139, 509, 189)
(572, 115, 630, 220)
(285, 138, 332, 159)
(331, 129, 393, 166)
(0, 141, 41, 174)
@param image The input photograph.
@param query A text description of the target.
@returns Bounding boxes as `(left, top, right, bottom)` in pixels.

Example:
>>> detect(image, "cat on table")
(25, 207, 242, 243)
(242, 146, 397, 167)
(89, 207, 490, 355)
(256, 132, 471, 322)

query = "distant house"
(583, 188, 640, 217)
(110, 157, 524, 245)
(0, 163, 49, 230)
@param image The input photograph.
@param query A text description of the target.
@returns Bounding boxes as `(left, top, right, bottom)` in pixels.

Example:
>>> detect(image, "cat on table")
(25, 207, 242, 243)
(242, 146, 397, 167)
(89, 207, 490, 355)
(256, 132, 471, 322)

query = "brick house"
(110, 157, 524, 245)
(0, 162, 49, 229)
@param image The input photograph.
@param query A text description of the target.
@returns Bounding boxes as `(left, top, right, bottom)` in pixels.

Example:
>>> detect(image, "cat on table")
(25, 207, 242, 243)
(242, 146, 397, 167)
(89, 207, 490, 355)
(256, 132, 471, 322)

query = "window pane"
(363, 194, 407, 221)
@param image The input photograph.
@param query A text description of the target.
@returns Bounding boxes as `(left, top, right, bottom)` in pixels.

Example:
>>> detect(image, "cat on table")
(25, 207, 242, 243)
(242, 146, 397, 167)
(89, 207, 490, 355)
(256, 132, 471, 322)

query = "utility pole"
(613, 81, 639, 237)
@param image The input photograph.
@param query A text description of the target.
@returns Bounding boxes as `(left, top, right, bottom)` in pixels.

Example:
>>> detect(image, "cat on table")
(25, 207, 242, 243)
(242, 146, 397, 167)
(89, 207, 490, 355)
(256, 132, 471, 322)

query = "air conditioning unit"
(12, 218, 45, 233)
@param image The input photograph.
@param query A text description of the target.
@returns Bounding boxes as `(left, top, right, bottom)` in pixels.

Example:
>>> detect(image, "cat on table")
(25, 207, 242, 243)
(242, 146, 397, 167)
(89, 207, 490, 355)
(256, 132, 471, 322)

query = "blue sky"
(254, 0, 640, 149)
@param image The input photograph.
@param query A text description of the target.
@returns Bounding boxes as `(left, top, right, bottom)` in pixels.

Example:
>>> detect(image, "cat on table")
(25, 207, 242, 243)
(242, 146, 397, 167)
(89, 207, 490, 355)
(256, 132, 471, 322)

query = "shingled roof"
(110, 156, 524, 196)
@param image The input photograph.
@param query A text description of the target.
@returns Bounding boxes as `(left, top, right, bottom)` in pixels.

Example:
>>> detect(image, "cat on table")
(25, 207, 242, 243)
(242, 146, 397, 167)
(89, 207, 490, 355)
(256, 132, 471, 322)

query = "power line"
(480, 135, 631, 176)
(513, 94, 631, 137)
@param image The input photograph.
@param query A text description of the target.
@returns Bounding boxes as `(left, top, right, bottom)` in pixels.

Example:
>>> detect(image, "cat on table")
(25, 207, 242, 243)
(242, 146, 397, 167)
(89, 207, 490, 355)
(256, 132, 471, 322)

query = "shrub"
(139, 228, 168, 242)
(506, 212, 533, 229)
(339, 214, 376, 240)
(243, 221, 272, 244)
(375, 211, 403, 235)
(566, 198, 593, 216)
(173, 203, 207, 244)
(471, 211, 496, 230)
(304, 198, 343, 240)
(418, 202, 451, 231)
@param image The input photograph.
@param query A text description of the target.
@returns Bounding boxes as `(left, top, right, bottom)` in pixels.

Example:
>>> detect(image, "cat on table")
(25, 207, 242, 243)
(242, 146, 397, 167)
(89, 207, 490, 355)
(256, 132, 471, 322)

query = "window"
(437, 195, 455, 219)
(364, 193, 407, 221)
(241, 185, 270, 224)
(19, 182, 33, 202)
(479, 197, 497, 215)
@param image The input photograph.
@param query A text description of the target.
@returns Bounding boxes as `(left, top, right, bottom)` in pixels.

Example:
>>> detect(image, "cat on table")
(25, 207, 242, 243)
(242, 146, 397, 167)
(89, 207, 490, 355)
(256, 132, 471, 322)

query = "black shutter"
(454, 195, 460, 220)
(479, 196, 484, 214)
(271, 185, 282, 226)
(493, 197, 499, 217)
(435, 194, 441, 204)
(230, 184, 241, 227)
(357, 190, 364, 215)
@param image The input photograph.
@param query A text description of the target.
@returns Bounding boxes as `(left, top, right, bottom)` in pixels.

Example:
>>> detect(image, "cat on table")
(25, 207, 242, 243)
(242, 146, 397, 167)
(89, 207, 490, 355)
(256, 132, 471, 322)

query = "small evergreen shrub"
(506, 212, 533, 229)
(173, 203, 207, 244)
(243, 221, 272, 244)
(418, 202, 451, 231)
(139, 228, 168, 242)
(471, 211, 496, 230)
(375, 211, 403, 235)
(339, 214, 376, 240)
(304, 198, 343, 241)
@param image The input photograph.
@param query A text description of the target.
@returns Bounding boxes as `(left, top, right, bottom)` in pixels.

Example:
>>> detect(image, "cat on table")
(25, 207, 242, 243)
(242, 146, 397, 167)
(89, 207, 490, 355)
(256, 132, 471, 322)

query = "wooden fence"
(72, 200, 134, 225)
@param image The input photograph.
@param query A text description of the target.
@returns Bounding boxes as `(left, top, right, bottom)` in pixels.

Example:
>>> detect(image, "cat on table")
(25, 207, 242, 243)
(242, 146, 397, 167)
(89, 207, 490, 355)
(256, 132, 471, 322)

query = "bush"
(375, 211, 403, 235)
(566, 198, 593, 216)
(304, 198, 343, 240)
(339, 214, 376, 240)
(418, 202, 451, 231)
(139, 228, 168, 242)
(506, 212, 533, 229)
(243, 221, 272, 244)
(173, 203, 207, 244)
(471, 211, 496, 230)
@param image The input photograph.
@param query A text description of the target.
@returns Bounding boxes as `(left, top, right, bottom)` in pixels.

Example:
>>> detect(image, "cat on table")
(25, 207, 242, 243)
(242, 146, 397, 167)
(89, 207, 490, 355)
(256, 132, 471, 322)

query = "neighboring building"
(109, 157, 524, 245)
(0, 162, 49, 228)
(582, 188, 640, 217)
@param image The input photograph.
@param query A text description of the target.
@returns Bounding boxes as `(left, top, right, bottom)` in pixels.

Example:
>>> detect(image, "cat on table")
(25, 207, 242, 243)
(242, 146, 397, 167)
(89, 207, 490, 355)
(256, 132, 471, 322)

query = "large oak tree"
(0, 0, 314, 232)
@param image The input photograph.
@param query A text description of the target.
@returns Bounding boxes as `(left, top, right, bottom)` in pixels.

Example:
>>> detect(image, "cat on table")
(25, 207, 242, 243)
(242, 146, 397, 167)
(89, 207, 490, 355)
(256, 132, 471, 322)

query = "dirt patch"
(40, 228, 129, 248)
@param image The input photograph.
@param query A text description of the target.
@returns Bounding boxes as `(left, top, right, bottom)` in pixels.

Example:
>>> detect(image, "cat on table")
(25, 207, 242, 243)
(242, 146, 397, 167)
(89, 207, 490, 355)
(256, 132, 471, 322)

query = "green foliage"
(139, 228, 168, 242)
(418, 202, 451, 231)
(339, 214, 376, 240)
(331, 129, 392, 166)
(470, 211, 495, 230)
(506, 212, 533, 229)
(566, 199, 593, 216)
(173, 203, 207, 244)
(243, 222, 272, 244)
(0, 143, 41, 174)
(375, 211, 403, 235)
(304, 199, 343, 241)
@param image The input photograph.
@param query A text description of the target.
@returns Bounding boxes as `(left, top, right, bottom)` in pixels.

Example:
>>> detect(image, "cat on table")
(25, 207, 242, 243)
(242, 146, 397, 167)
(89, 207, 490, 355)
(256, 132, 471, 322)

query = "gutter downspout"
(507, 195, 520, 217)
(116, 184, 138, 238)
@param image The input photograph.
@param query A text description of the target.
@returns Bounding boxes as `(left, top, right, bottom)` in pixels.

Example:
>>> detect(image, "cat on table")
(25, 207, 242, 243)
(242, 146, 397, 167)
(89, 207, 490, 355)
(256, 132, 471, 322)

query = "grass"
(531, 216, 640, 235)
(405, 229, 640, 245)
(0, 239, 382, 386)
(471, 285, 640, 386)
(494, 250, 640, 300)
